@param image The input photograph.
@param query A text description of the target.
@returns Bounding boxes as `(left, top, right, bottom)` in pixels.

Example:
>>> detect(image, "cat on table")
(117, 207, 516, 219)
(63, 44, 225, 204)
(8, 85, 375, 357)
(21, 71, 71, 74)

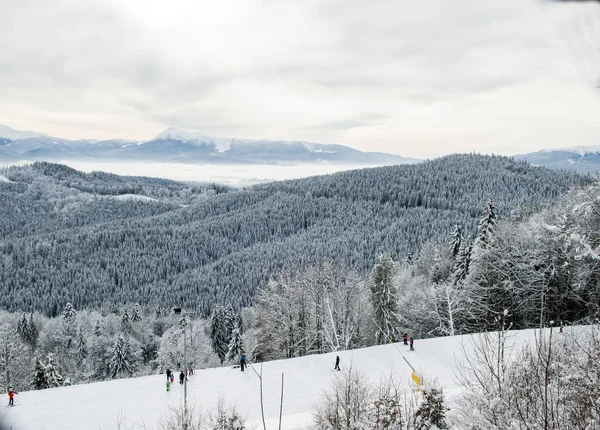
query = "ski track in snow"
(0, 327, 583, 430)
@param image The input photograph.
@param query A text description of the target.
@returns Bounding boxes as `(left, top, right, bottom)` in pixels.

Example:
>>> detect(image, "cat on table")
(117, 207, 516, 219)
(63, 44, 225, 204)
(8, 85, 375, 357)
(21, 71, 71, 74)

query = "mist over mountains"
(0, 125, 416, 166)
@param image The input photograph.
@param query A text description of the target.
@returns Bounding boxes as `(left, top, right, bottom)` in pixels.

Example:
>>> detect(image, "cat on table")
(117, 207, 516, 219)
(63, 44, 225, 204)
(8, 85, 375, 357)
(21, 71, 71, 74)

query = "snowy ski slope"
(0, 328, 571, 429)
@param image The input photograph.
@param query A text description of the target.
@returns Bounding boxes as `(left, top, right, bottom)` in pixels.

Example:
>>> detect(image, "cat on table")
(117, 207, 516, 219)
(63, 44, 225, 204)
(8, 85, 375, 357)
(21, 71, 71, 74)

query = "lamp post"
(173, 307, 197, 429)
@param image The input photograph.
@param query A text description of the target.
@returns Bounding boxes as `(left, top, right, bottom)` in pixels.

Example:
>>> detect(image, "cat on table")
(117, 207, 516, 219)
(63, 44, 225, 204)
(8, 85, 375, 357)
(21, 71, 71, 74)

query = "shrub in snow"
(413, 387, 448, 430)
(314, 366, 372, 429)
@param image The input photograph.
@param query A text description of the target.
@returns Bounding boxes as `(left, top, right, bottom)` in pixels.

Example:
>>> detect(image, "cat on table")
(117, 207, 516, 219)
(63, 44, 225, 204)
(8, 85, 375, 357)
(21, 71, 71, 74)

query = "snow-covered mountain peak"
(0, 124, 49, 140)
(154, 127, 215, 142)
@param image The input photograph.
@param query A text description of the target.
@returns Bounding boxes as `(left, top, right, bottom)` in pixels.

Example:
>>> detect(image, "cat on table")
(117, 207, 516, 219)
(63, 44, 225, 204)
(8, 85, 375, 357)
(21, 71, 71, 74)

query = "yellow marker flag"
(411, 371, 422, 387)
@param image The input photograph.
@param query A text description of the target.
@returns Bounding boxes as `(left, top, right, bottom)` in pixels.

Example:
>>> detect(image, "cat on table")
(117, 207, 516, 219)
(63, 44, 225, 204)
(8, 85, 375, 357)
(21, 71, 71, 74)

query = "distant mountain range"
(0, 125, 417, 166)
(515, 147, 600, 174)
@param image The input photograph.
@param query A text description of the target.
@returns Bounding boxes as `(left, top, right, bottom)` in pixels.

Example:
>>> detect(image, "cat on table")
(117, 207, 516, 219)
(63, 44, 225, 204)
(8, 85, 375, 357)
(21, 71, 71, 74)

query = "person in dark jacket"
(334, 355, 341, 371)
(409, 337, 414, 351)
(240, 353, 247, 372)
(403, 333, 408, 345)
(166, 368, 172, 381)
(179, 371, 185, 384)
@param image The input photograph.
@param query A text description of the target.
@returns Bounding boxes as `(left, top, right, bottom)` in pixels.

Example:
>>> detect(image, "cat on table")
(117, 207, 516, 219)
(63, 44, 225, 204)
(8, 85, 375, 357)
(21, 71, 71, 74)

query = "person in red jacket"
(403, 333, 408, 345)
(8, 388, 18, 406)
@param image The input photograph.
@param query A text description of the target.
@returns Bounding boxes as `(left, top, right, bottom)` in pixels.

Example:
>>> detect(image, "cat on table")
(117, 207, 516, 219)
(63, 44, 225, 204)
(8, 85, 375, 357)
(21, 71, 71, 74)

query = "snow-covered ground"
(0, 327, 572, 429)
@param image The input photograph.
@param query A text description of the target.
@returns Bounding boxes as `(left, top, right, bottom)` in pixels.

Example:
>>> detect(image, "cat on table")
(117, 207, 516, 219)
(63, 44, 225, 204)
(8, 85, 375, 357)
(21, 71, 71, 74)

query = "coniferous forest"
(1, 154, 599, 414)
(0, 155, 585, 315)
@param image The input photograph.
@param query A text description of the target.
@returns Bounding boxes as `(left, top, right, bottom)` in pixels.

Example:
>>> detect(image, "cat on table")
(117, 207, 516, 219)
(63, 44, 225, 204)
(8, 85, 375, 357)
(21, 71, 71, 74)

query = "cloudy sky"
(1, 0, 599, 158)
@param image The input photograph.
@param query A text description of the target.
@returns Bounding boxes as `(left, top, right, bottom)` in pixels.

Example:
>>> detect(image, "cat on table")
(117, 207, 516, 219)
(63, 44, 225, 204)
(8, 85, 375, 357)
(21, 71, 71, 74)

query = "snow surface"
(0, 327, 578, 430)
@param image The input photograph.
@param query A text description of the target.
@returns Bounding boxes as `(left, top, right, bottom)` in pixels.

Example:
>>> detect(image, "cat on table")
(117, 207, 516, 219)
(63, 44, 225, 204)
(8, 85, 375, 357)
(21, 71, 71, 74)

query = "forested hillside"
(0, 155, 586, 315)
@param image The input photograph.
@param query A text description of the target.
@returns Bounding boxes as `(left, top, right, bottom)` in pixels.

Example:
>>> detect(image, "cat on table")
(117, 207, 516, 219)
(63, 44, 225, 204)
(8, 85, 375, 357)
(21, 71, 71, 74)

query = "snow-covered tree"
(77, 327, 87, 360)
(369, 254, 400, 344)
(210, 306, 230, 364)
(414, 386, 449, 429)
(131, 303, 142, 323)
(225, 327, 243, 364)
(45, 353, 64, 388)
(31, 355, 48, 390)
(93, 320, 102, 337)
(109, 335, 133, 378)
(473, 197, 498, 251)
(449, 223, 463, 258)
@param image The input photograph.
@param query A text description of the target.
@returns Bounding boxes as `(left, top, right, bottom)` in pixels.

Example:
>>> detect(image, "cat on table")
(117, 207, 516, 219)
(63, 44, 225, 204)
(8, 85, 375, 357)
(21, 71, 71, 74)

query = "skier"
(403, 333, 408, 345)
(170, 373, 174, 384)
(7, 388, 18, 406)
(179, 371, 185, 384)
(166, 368, 172, 381)
(334, 355, 341, 371)
(240, 353, 247, 372)
(409, 337, 414, 351)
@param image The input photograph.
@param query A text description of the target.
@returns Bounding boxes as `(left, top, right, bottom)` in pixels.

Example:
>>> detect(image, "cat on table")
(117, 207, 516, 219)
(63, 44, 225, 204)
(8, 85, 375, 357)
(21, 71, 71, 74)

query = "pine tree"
(45, 354, 64, 388)
(370, 254, 400, 344)
(93, 320, 102, 337)
(31, 356, 48, 390)
(449, 223, 463, 258)
(109, 335, 133, 378)
(414, 387, 449, 429)
(474, 197, 498, 251)
(77, 327, 88, 360)
(121, 310, 130, 332)
(452, 239, 473, 286)
(225, 327, 243, 364)
(210, 306, 230, 363)
(16, 313, 30, 345)
(62, 302, 77, 347)
(63, 302, 77, 325)
(131, 303, 142, 322)
(224, 304, 236, 342)
(28, 313, 38, 347)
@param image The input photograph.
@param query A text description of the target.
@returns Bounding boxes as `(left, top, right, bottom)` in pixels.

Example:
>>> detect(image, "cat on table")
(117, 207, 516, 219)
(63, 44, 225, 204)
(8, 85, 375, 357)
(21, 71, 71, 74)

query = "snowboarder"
(8, 388, 18, 406)
(166, 368, 172, 381)
(409, 337, 414, 351)
(403, 333, 408, 345)
(334, 355, 341, 371)
(179, 371, 185, 384)
(166, 380, 171, 392)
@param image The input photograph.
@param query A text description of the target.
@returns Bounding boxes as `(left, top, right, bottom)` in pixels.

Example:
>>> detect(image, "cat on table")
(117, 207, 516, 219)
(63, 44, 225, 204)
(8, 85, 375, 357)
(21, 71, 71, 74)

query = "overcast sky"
(1, 0, 599, 158)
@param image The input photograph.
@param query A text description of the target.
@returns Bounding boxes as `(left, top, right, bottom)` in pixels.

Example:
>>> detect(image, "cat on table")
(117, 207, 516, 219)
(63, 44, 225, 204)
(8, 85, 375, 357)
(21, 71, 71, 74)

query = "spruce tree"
(17, 313, 30, 345)
(452, 239, 473, 286)
(93, 320, 102, 337)
(210, 306, 230, 363)
(77, 327, 88, 360)
(131, 303, 142, 322)
(62, 303, 77, 347)
(109, 335, 133, 378)
(28, 313, 38, 347)
(31, 356, 48, 390)
(449, 223, 463, 258)
(414, 387, 449, 429)
(45, 354, 64, 388)
(225, 327, 243, 364)
(474, 197, 498, 251)
(369, 254, 400, 344)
